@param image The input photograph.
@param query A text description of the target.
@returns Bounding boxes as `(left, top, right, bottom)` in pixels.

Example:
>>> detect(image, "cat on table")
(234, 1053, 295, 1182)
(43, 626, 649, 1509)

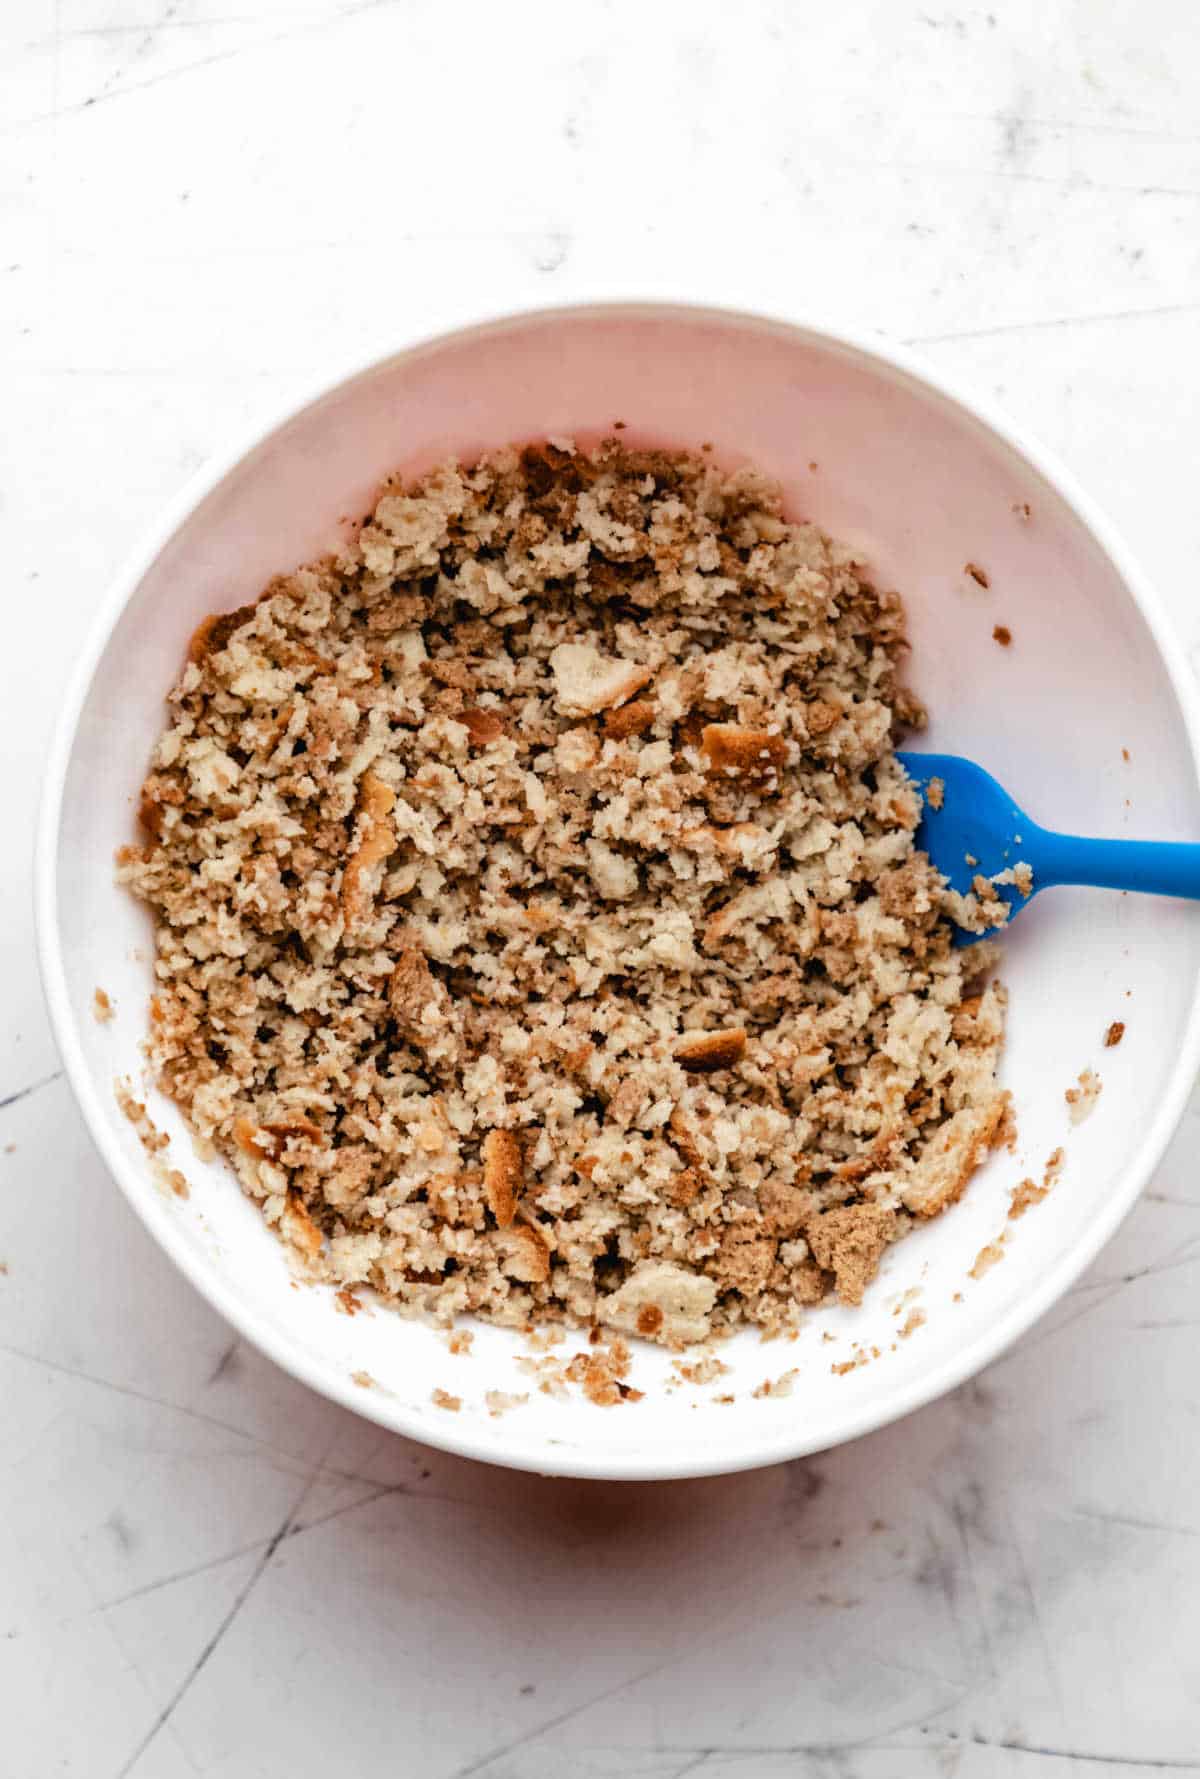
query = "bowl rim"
(34, 297, 1200, 1481)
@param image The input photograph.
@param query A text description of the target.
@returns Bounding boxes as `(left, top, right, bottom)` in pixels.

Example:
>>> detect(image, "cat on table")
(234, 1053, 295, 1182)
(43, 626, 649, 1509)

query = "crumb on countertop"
(431, 1387, 462, 1412)
(93, 987, 115, 1024)
(965, 562, 990, 588)
(992, 625, 1012, 647)
(1104, 1021, 1125, 1049)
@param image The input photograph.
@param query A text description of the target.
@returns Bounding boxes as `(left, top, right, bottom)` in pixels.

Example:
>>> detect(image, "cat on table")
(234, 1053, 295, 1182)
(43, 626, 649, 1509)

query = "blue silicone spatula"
(897, 751, 1200, 944)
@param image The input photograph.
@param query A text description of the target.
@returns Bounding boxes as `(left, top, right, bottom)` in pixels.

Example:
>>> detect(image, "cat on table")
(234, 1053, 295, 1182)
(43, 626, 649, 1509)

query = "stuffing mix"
(118, 440, 1009, 1347)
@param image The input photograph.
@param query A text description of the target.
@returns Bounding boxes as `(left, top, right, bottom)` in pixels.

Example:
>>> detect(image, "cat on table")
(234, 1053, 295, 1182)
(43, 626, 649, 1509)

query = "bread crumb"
(751, 1368, 798, 1399)
(675, 1354, 730, 1385)
(969, 1236, 1007, 1279)
(1012, 501, 1031, 520)
(674, 1028, 747, 1073)
(431, 1387, 461, 1412)
(965, 562, 990, 588)
(1104, 1021, 1125, 1048)
(1008, 1176, 1046, 1219)
(806, 1203, 897, 1307)
(926, 776, 945, 811)
(334, 1287, 363, 1316)
(119, 440, 1008, 1353)
(446, 1328, 474, 1355)
(115, 1078, 170, 1155)
(992, 625, 1012, 647)
(485, 1390, 529, 1417)
(482, 1130, 522, 1228)
(351, 1370, 377, 1389)
(1065, 1067, 1102, 1126)
(899, 1309, 926, 1338)
(93, 987, 115, 1024)
(157, 1163, 189, 1200)
(1122, 748, 1131, 763)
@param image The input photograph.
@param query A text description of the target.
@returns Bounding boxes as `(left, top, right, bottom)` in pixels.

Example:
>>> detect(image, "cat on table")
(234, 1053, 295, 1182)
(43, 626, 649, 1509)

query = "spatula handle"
(1030, 828, 1200, 901)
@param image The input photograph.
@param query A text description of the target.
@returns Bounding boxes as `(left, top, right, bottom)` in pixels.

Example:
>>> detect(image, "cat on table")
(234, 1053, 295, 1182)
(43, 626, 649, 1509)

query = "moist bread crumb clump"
(120, 440, 1007, 1346)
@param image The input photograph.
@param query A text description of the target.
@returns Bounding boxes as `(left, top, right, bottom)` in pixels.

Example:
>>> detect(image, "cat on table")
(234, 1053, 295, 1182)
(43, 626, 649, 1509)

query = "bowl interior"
(46, 305, 1200, 1477)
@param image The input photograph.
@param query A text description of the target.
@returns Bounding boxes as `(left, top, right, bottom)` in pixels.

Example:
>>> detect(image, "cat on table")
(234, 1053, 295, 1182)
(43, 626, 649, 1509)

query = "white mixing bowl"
(35, 302, 1200, 1479)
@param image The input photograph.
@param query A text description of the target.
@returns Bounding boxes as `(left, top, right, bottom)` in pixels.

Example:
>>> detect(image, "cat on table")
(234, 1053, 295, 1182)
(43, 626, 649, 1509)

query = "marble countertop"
(5, 2, 1200, 1773)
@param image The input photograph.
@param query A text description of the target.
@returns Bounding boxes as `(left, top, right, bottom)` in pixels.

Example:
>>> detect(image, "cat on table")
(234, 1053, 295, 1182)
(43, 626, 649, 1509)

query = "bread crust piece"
(675, 1029, 747, 1073)
(900, 1097, 1009, 1218)
(701, 724, 788, 779)
(482, 1130, 522, 1228)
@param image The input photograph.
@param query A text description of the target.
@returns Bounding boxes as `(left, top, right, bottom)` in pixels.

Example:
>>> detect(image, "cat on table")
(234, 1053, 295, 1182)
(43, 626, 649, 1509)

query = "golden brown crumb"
(925, 776, 945, 811)
(1065, 1068, 1102, 1126)
(701, 724, 788, 779)
(1009, 1177, 1046, 1219)
(899, 1309, 926, 1338)
(992, 624, 1012, 647)
(969, 1236, 1006, 1279)
(447, 1328, 474, 1355)
(351, 1370, 377, 1389)
(431, 1387, 461, 1412)
(482, 1130, 522, 1228)
(93, 987, 115, 1024)
(965, 562, 990, 588)
(119, 440, 1007, 1350)
(1104, 1021, 1125, 1048)
(115, 1079, 170, 1155)
(458, 707, 505, 747)
(675, 1354, 730, 1385)
(334, 1287, 363, 1316)
(604, 699, 656, 741)
(674, 1028, 747, 1073)
(160, 1166, 189, 1200)
(1122, 748, 1131, 763)
(751, 1369, 798, 1399)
